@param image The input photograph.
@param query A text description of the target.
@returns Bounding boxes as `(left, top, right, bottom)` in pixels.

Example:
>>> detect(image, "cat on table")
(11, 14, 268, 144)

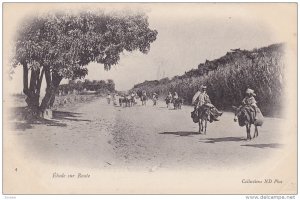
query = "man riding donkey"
(232, 88, 264, 140)
(165, 92, 173, 108)
(152, 92, 158, 106)
(140, 90, 148, 106)
(173, 92, 179, 101)
(191, 85, 222, 122)
(241, 88, 263, 122)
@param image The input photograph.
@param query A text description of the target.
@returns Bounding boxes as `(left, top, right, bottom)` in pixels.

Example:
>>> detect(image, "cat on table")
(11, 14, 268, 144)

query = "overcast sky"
(8, 3, 292, 94)
(83, 5, 277, 91)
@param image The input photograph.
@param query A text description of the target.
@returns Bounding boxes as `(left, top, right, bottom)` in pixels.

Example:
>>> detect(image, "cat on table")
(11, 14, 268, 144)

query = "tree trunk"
(39, 70, 62, 112)
(22, 62, 29, 95)
(23, 66, 40, 114)
(49, 86, 59, 107)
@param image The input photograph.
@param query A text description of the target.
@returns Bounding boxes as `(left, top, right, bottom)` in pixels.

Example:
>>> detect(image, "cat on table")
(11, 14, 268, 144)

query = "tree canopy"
(14, 10, 158, 77)
(12, 10, 158, 114)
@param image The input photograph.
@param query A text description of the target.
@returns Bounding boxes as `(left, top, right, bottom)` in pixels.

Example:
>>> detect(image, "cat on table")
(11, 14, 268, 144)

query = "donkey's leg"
(254, 126, 258, 138)
(198, 120, 201, 134)
(256, 126, 259, 137)
(246, 124, 251, 140)
(204, 119, 207, 135)
(249, 124, 252, 140)
(199, 119, 203, 134)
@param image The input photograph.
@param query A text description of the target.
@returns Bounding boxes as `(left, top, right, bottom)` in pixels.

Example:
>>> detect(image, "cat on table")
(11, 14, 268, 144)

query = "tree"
(12, 10, 158, 116)
(106, 79, 115, 92)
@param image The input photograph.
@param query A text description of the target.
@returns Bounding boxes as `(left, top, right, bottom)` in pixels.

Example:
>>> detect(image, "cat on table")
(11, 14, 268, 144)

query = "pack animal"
(165, 96, 172, 108)
(173, 98, 183, 110)
(233, 105, 263, 140)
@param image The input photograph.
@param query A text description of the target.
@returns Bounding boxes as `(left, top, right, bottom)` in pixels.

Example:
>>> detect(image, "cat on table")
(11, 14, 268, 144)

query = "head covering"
(246, 88, 256, 96)
(200, 85, 207, 91)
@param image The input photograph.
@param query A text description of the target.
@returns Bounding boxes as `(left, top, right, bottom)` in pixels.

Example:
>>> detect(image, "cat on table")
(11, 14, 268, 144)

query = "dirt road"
(7, 97, 290, 172)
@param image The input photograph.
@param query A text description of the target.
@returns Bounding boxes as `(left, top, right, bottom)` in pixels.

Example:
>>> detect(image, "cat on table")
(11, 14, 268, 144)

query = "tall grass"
(131, 43, 285, 117)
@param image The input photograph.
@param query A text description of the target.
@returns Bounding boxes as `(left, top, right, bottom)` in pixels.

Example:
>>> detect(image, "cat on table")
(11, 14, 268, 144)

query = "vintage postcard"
(2, 3, 297, 195)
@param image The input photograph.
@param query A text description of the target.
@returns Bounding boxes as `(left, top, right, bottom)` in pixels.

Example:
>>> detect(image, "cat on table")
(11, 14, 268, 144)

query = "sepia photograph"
(2, 2, 297, 195)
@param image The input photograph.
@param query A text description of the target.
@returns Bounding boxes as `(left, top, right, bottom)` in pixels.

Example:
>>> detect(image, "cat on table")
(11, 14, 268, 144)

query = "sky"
(7, 3, 290, 94)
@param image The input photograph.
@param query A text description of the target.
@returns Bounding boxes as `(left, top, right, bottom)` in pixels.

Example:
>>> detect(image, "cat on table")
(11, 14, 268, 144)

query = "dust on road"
(7, 97, 288, 172)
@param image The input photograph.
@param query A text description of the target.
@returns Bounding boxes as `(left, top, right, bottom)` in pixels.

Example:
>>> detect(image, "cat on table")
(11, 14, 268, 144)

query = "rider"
(107, 93, 111, 104)
(113, 93, 118, 106)
(141, 90, 147, 104)
(192, 85, 222, 122)
(167, 92, 172, 99)
(242, 88, 261, 120)
(131, 92, 136, 104)
(142, 90, 147, 97)
(173, 92, 179, 100)
(152, 92, 158, 106)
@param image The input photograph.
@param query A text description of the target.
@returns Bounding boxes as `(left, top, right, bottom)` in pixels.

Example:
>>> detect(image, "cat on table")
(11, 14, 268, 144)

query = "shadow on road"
(159, 131, 200, 136)
(52, 111, 91, 122)
(11, 118, 67, 131)
(200, 137, 246, 143)
(241, 143, 283, 149)
(10, 107, 68, 131)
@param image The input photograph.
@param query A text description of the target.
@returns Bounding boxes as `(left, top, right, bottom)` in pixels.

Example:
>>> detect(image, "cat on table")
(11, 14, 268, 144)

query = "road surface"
(7, 97, 289, 172)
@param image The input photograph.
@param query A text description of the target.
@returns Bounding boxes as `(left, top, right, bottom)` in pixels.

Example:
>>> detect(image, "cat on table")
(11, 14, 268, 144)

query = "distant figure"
(152, 92, 158, 106)
(119, 95, 125, 107)
(165, 92, 173, 108)
(172, 92, 183, 109)
(125, 94, 131, 107)
(131, 92, 137, 106)
(107, 93, 111, 104)
(112, 94, 118, 106)
(142, 90, 147, 96)
(173, 92, 179, 100)
(141, 90, 147, 106)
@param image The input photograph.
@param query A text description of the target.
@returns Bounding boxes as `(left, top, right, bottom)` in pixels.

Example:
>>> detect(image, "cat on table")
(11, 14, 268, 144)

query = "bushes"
(52, 94, 96, 109)
(58, 79, 115, 96)
(131, 43, 285, 117)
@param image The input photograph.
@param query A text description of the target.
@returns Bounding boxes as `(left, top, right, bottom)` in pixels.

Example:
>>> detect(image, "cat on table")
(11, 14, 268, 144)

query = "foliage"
(58, 79, 115, 95)
(131, 43, 285, 116)
(11, 10, 158, 114)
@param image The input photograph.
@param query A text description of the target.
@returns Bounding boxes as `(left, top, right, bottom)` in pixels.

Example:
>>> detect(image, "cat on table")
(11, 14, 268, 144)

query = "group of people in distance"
(166, 91, 179, 101)
(144, 91, 179, 107)
(106, 85, 262, 124)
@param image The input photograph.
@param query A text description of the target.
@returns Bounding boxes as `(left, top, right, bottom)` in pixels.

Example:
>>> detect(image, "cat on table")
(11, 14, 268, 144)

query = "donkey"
(165, 96, 172, 108)
(173, 98, 183, 110)
(232, 105, 263, 140)
(198, 106, 211, 134)
(141, 95, 147, 106)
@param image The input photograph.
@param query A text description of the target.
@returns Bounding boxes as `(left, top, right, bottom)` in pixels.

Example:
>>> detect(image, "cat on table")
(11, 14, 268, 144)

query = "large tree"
(12, 11, 157, 116)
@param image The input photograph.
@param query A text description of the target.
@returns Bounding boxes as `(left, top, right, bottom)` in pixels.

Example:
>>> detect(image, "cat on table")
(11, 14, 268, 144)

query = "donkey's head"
(232, 105, 244, 122)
